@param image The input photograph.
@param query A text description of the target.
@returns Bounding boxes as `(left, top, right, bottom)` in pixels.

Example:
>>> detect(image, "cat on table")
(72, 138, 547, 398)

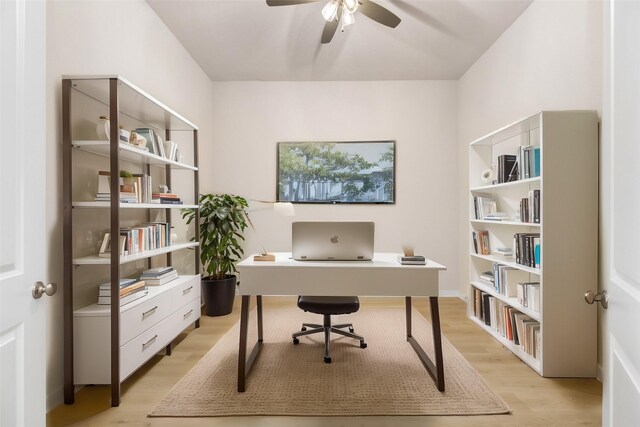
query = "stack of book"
(97, 278, 148, 306)
(95, 171, 152, 204)
(397, 255, 426, 265)
(140, 266, 178, 286)
(151, 193, 182, 205)
(492, 247, 513, 259)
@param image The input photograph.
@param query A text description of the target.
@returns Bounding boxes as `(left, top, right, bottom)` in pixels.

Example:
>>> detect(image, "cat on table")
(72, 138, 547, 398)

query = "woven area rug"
(149, 308, 511, 417)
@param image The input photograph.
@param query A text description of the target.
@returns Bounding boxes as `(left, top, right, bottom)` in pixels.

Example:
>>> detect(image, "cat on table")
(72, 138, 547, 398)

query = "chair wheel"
(301, 326, 307, 331)
(349, 327, 355, 333)
(360, 341, 367, 349)
(293, 337, 299, 345)
(324, 356, 332, 363)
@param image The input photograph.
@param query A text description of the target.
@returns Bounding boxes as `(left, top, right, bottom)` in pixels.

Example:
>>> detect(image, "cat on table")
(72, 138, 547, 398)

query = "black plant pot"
(201, 275, 236, 316)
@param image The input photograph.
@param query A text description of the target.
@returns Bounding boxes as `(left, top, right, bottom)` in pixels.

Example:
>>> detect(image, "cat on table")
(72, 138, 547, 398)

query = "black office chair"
(292, 295, 367, 363)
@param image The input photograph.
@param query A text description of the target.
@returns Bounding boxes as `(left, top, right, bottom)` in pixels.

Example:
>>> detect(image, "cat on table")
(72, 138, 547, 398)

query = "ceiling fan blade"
(359, 0, 401, 28)
(266, 0, 321, 6)
(321, 8, 341, 44)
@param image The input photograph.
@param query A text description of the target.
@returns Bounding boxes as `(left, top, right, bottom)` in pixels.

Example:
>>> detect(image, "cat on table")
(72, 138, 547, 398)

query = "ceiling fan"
(266, 0, 401, 44)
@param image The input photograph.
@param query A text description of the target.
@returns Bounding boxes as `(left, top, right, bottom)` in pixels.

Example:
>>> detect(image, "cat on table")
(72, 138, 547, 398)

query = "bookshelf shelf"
(62, 76, 202, 407)
(72, 202, 198, 209)
(470, 177, 540, 193)
(470, 253, 541, 274)
(74, 275, 199, 316)
(470, 219, 541, 228)
(72, 242, 198, 265)
(471, 281, 540, 321)
(469, 316, 542, 373)
(73, 141, 197, 171)
(468, 111, 598, 378)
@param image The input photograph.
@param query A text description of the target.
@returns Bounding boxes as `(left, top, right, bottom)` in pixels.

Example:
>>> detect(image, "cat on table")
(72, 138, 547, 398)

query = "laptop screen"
(292, 221, 375, 261)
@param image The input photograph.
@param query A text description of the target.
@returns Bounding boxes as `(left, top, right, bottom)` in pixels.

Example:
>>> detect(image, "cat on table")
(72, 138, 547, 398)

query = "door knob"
(32, 281, 57, 299)
(584, 290, 608, 309)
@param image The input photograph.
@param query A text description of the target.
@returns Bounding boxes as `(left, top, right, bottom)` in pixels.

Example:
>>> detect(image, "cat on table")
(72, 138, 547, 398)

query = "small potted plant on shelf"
(182, 194, 249, 316)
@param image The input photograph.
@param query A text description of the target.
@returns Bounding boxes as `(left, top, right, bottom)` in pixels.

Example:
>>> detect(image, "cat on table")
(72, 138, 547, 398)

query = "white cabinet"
(73, 275, 200, 384)
(467, 111, 598, 377)
(62, 76, 201, 405)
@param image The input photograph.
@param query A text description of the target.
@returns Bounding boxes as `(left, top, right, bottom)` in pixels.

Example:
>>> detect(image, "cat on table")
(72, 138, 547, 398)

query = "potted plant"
(182, 194, 249, 316)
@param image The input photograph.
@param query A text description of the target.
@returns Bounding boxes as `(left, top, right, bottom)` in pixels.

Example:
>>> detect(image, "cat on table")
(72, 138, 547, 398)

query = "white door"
(0, 0, 48, 426)
(601, 0, 640, 425)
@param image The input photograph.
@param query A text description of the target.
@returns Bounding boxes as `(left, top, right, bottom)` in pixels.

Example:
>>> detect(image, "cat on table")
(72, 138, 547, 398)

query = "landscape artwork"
(277, 141, 395, 204)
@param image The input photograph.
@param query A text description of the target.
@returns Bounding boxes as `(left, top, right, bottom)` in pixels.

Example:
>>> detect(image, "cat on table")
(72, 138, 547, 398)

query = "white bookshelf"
(62, 75, 202, 406)
(468, 110, 598, 377)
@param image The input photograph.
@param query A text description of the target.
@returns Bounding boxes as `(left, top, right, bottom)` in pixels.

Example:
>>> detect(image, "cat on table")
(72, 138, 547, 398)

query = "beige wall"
(45, 0, 214, 409)
(205, 80, 460, 293)
(457, 0, 603, 369)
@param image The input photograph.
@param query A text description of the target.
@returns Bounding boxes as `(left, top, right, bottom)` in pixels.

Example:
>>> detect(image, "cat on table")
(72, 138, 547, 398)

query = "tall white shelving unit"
(62, 76, 201, 406)
(467, 111, 598, 377)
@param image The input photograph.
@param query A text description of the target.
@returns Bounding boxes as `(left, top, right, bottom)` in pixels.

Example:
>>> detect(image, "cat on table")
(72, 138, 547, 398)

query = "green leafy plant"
(182, 194, 249, 281)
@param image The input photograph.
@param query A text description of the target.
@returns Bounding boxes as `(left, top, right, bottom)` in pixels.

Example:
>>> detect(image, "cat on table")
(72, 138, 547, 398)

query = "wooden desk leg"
(405, 296, 445, 392)
(429, 296, 445, 391)
(237, 295, 264, 392)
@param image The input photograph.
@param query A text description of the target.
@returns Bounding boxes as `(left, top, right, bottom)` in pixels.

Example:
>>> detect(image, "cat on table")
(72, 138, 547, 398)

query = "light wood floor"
(48, 297, 602, 426)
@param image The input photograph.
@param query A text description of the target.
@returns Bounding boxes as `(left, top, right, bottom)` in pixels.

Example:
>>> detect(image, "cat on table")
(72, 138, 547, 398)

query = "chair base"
(292, 314, 367, 363)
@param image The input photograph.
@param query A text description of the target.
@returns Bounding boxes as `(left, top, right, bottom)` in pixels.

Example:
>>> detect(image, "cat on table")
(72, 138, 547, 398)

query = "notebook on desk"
(292, 221, 375, 261)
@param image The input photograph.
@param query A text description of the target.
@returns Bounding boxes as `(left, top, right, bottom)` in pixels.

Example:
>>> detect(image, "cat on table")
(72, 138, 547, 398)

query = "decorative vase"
(96, 116, 110, 141)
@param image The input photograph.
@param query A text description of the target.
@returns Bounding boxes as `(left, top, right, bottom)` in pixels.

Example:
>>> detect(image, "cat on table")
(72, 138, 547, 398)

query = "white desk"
(236, 252, 447, 392)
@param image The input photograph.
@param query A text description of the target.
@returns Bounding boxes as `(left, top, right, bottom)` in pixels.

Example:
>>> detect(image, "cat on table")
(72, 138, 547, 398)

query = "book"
(140, 266, 175, 277)
(98, 280, 146, 297)
(97, 288, 148, 306)
(497, 155, 517, 183)
(397, 255, 426, 265)
(143, 271, 179, 286)
(97, 278, 137, 289)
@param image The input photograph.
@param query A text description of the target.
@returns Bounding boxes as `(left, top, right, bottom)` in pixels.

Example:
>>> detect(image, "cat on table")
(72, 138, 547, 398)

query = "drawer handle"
(141, 306, 158, 319)
(182, 286, 193, 295)
(142, 334, 158, 350)
(183, 309, 194, 319)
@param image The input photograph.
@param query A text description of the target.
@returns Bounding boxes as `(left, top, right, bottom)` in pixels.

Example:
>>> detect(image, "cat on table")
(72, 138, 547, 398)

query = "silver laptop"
(292, 221, 374, 261)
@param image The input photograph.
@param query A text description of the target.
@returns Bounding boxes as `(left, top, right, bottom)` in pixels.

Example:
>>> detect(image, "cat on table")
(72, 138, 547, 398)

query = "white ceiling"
(147, 0, 532, 81)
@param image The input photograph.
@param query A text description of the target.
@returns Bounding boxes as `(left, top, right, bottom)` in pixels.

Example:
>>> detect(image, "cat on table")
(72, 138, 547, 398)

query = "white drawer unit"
(74, 275, 201, 384)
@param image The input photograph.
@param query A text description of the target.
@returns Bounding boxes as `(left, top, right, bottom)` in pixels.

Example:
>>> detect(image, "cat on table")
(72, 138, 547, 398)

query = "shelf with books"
(72, 141, 197, 171)
(72, 242, 198, 265)
(469, 316, 542, 373)
(468, 111, 598, 378)
(470, 219, 541, 228)
(470, 253, 541, 275)
(471, 281, 540, 321)
(470, 177, 540, 193)
(72, 202, 198, 209)
(63, 76, 202, 406)
(74, 274, 199, 316)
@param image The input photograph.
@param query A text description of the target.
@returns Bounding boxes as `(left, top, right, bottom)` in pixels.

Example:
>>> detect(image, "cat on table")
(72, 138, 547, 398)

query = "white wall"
(205, 81, 459, 292)
(45, 0, 214, 410)
(457, 0, 603, 368)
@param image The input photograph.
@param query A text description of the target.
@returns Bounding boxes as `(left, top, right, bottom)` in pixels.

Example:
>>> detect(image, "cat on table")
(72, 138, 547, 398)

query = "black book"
(482, 293, 491, 326)
(498, 155, 517, 183)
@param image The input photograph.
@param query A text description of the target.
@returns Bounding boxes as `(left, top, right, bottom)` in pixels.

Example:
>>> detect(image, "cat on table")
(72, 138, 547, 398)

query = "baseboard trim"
(47, 386, 64, 412)
(440, 290, 463, 299)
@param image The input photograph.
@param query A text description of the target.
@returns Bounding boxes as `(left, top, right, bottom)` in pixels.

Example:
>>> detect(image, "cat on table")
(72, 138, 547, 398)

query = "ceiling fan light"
(341, 8, 355, 29)
(343, 0, 358, 14)
(321, 0, 339, 22)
